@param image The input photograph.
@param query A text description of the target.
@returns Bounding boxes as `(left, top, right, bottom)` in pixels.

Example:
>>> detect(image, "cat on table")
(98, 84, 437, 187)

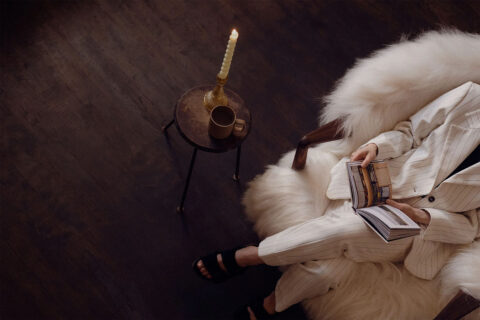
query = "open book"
(347, 160, 420, 242)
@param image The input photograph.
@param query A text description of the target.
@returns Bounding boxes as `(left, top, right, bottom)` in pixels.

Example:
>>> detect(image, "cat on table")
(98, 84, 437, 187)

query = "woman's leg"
(198, 213, 412, 277)
(266, 210, 414, 313)
(239, 260, 350, 317)
(258, 214, 413, 266)
(274, 259, 355, 312)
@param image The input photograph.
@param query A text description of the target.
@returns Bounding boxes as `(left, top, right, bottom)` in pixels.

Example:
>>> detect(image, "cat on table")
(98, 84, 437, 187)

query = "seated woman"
(193, 82, 480, 319)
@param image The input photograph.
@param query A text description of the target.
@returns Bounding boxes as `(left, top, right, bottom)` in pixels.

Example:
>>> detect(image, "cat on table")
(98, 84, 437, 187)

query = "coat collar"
(433, 125, 480, 188)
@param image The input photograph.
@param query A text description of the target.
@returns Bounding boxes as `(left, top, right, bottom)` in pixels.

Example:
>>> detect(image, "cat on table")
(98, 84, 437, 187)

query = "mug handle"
(232, 119, 246, 137)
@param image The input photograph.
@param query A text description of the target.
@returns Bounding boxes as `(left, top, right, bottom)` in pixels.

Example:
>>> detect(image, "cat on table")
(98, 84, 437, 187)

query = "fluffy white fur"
(242, 30, 480, 319)
(321, 29, 480, 156)
(440, 242, 480, 320)
(441, 241, 480, 299)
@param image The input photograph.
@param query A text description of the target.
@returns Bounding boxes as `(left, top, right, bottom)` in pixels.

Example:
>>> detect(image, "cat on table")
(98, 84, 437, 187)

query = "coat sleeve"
(362, 120, 415, 160)
(361, 82, 475, 161)
(422, 208, 479, 244)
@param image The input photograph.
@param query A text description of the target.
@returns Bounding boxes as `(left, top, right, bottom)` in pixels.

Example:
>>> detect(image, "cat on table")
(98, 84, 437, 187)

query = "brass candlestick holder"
(204, 74, 228, 112)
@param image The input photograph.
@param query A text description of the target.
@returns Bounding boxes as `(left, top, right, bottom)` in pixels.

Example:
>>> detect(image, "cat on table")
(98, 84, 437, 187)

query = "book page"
(346, 160, 392, 208)
(370, 162, 391, 205)
(357, 205, 419, 229)
(346, 162, 367, 208)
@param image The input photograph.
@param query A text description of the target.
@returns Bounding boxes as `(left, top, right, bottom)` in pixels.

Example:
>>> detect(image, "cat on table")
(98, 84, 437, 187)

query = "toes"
(196, 260, 212, 279)
(197, 261, 207, 273)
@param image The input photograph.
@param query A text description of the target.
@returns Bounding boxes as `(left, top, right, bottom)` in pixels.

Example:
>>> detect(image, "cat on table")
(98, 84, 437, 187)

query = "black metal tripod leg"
(177, 148, 198, 213)
(233, 145, 241, 181)
(162, 119, 175, 133)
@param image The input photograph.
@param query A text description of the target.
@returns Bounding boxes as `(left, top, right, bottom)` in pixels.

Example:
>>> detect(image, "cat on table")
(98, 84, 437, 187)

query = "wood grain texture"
(1, 0, 479, 319)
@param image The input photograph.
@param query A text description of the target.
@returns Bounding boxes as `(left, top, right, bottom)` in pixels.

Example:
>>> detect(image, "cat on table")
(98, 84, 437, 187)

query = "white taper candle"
(218, 29, 238, 79)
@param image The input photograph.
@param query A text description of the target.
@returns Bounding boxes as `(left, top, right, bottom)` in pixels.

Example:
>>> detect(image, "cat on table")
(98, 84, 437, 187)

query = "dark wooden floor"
(1, 0, 479, 319)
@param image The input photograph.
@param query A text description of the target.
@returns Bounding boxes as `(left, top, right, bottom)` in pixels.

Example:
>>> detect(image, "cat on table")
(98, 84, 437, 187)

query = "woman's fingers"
(386, 199, 404, 210)
(386, 199, 402, 208)
(351, 144, 378, 166)
(361, 152, 375, 168)
(386, 199, 430, 225)
(351, 149, 367, 161)
(386, 199, 397, 206)
(386, 199, 411, 214)
(386, 199, 413, 221)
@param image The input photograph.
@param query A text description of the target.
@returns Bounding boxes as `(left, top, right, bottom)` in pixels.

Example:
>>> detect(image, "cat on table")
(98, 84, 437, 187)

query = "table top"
(174, 85, 251, 153)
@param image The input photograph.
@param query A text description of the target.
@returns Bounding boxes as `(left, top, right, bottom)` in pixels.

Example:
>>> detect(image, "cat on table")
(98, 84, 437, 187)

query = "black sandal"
(192, 247, 245, 283)
(234, 297, 276, 319)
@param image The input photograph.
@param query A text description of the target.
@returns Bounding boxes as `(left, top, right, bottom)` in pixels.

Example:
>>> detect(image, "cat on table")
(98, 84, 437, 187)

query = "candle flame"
(231, 29, 238, 40)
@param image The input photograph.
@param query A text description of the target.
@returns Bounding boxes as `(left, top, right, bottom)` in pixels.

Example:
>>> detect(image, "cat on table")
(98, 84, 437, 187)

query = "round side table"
(163, 85, 251, 213)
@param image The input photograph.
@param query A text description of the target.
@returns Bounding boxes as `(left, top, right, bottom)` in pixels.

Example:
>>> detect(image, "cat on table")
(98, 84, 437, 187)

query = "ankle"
(263, 292, 276, 315)
(235, 246, 261, 267)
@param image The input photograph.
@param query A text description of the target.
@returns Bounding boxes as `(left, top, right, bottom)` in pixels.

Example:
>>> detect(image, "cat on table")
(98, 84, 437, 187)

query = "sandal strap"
(249, 299, 272, 319)
(221, 247, 243, 275)
(194, 246, 246, 283)
(201, 252, 227, 282)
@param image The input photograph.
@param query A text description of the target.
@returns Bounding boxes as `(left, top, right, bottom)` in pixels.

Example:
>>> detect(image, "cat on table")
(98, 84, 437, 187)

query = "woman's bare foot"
(196, 246, 263, 279)
(196, 254, 226, 279)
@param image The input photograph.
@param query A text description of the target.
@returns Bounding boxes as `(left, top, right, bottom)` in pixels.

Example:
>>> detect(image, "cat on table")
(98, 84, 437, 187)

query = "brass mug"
(208, 105, 246, 139)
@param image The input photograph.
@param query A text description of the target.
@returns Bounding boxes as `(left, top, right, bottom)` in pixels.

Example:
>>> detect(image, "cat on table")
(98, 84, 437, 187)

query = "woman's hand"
(386, 199, 431, 226)
(350, 143, 378, 168)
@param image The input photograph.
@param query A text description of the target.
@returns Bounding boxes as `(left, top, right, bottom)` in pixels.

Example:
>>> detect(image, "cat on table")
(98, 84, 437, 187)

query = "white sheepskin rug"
(243, 30, 480, 319)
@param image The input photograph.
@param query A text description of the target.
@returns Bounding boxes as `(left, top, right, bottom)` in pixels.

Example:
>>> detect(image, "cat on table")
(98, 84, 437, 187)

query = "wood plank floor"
(1, 0, 479, 319)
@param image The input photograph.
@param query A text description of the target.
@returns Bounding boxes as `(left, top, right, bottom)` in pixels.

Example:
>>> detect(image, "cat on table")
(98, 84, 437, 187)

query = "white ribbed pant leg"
(274, 259, 355, 312)
(258, 213, 413, 266)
